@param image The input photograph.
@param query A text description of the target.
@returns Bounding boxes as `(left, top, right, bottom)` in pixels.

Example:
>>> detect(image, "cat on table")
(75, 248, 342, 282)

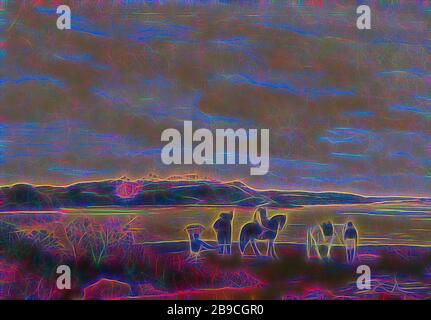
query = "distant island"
(0, 177, 428, 211)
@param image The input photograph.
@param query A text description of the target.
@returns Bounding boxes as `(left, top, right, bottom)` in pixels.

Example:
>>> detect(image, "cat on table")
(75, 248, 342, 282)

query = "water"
(1, 201, 430, 247)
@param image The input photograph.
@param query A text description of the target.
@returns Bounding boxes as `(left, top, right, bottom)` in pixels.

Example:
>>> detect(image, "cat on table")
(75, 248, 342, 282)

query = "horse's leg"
(311, 230, 322, 259)
(266, 240, 271, 257)
(307, 229, 316, 258)
(273, 241, 279, 259)
(269, 240, 278, 259)
(251, 239, 261, 256)
(327, 235, 334, 258)
(239, 227, 250, 255)
(306, 229, 311, 259)
(239, 237, 249, 255)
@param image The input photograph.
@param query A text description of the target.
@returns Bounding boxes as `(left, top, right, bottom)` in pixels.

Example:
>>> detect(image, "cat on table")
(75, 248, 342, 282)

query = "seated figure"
(185, 224, 217, 261)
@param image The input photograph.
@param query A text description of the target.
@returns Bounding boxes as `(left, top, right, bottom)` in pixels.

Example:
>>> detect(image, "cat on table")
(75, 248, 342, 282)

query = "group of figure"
(307, 220, 358, 263)
(185, 207, 286, 260)
(185, 207, 358, 263)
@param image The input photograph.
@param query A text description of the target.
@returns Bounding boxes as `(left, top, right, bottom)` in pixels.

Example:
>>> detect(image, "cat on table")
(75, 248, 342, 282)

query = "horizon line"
(0, 175, 429, 199)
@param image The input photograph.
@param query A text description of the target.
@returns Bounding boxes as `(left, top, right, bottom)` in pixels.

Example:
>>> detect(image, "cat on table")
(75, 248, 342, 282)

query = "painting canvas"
(0, 0, 430, 302)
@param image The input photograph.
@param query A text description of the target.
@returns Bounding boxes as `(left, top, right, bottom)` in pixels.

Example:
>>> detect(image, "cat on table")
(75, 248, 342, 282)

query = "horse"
(306, 222, 344, 260)
(239, 211, 286, 259)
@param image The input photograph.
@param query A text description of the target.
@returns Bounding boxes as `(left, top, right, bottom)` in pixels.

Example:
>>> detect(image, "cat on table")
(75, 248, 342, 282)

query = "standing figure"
(213, 211, 233, 255)
(254, 207, 271, 229)
(343, 221, 358, 263)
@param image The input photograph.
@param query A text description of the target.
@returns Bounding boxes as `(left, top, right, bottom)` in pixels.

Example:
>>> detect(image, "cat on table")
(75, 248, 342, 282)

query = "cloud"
(0, 1, 429, 195)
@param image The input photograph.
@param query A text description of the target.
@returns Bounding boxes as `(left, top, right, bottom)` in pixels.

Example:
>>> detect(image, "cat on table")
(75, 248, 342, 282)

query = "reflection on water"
(1, 201, 430, 247)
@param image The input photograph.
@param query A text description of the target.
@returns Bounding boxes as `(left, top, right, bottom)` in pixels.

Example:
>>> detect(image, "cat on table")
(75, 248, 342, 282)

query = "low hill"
(0, 179, 425, 211)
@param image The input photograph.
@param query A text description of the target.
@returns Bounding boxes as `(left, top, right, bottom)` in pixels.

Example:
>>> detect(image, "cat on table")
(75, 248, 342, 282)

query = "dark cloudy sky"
(0, 1, 430, 196)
